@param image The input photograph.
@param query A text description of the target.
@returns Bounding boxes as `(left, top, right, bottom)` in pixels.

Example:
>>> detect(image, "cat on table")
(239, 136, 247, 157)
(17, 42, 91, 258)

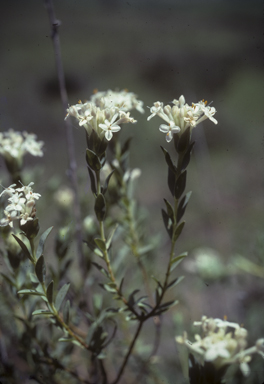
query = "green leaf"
(46, 280, 54, 304)
(12, 234, 33, 262)
(17, 289, 45, 297)
(92, 262, 109, 278)
(32, 309, 54, 316)
(102, 170, 115, 195)
(174, 170, 187, 199)
(155, 299, 179, 315)
(168, 166, 177, 196)
(177, 191, 192, 223)
(30, 273, 39, 284)
(94, 193, 106, 221)
(181, 141, 195, 171)
(160, 146, 176, 172)
(87, 166, 97, 195)
(164, 198, 175, 224)
(63, 300, 70, 325)
(170, 253, 188, 272)
(94, 238, 106, 252)
(35, 255, 46, 283)
(177, 127, 191, 152)
(106, 224, 118, 250)
(167, 276, 184, 289)
(58, 337, 75, 342)
(128, 289, 140, 307)
(36, 227, 53, 260)
(173, 221, 185, 242)
(55, 283, 70, 312)
(99, 283, 116, 293)
(161, 209, 173, 239)
(86, 148, 102, 171)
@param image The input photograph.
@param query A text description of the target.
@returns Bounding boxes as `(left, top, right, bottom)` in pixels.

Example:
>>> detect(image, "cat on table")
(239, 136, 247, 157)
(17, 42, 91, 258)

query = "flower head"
(65, 89, 142, 141)
(0, 129, 44, 161)
(176, 316, 263, 376)
(0, 182, 40, 227)
(147, 95, 217, 142)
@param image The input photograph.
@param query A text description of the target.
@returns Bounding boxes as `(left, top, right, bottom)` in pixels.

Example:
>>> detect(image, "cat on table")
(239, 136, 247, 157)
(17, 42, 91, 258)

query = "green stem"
(111, 320, 143, 384)
(95, 170, 139, 318)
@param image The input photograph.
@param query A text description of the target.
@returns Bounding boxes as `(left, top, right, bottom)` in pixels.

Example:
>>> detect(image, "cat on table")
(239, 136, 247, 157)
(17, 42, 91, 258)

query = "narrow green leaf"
(87, 166, 97, 195)
(55, 283, 70, 312)
(17, 289, 45, 297)
(106, 224, 118, 250)
(164, 198, 175, 223)
(155, 300, 179, 315)
(63, 300, 70, 325)
(177, 127, 191, 152)
(58, 337, 75, 342)
(160, 146, 176, 172)
(32, 309, 54, 316)
(121, 137, 133, 155)
(46, 280, 54, 304)
(99, 283, 116, 293)
(177, 191, 192, 223)
(92, 262, 109, 278)
(168, 166, 177, 196)
(102, 170, 115, 195)
(35, 255, 46, 283)
(170, 253, 188, 272)
(86, 148, 101, 171)
(181, 141, 195, 171)
(128, 289, 140, 307)
(94, 193, 106, 221)
(167, 276, 184, 289)
(36, 227, 53, 259)
(161, 209, 173, 239)
(174, 170, 187, 199)
(94, 238, 106, 252)
(12, 234, 33, 262)
(173, 221, 185, 242)
(30, 273, 39, 284)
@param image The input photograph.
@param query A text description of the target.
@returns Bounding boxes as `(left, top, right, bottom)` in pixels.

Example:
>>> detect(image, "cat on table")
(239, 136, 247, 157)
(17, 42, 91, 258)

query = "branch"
(111, 321, 143, 384)
(44, 0, 85, 274)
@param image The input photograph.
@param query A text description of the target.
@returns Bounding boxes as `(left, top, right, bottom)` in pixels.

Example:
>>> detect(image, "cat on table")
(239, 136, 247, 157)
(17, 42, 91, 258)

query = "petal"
(166, 132, 173, 142)
(99, 124, 108, 131)
(159, 124, 169, 133)
(105, 130, 113, 141)
(110, 125, 121, 133)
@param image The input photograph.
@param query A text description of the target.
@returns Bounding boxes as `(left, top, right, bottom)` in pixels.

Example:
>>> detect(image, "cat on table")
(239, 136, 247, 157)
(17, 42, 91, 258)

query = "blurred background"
(0, 0, 264, 382)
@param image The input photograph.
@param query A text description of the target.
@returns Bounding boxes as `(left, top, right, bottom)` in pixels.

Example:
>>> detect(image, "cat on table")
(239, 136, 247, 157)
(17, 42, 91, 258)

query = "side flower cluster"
(0, 129, 44, 161)
(147, 95, 217, 142)
(176, 316, 264, 377)
(0, 183, 41, 227)
(65, 89, 144, 141)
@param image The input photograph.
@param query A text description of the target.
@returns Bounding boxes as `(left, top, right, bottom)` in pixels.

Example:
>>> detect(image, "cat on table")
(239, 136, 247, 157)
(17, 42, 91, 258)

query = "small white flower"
(159, 121, 180, 142)
(147, 101, 164, 121)
(0, 184, 17, 198)
(99, 113, 121, 141)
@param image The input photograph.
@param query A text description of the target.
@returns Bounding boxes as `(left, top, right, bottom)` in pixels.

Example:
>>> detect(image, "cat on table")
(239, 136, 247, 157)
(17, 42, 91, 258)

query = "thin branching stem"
(44, 0, 85, 274)
(111, 320, 144, 384)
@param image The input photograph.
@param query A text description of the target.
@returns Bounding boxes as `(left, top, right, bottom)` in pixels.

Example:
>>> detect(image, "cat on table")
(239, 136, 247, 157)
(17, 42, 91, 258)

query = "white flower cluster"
(0, 182, 41, 227)
(90, 89, 144, 114)
(147, 95, 217, 142)
(0, 129, 44, 160)
(66, 89, 144, 141)
(176, 316, 264, 377)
